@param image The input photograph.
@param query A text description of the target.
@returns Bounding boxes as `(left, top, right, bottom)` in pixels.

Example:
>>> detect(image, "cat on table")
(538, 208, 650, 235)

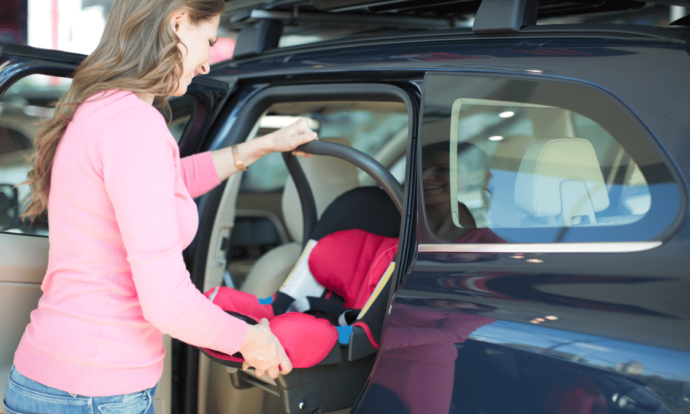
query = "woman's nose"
(199, 62, 210, 75)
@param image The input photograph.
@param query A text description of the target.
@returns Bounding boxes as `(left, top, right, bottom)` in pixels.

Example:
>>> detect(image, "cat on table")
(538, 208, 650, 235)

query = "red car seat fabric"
(201, 228, 398, 368)
(203, 288, 274, 322)
(270, 313, 339, 368)
(309, 229, 399, 309)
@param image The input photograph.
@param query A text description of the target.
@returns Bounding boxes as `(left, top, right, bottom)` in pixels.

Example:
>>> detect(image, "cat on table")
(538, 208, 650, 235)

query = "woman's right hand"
(239, 319, 293, 379)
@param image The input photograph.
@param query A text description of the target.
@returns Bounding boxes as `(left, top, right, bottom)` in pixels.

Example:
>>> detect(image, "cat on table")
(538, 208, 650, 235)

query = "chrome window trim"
(418, 241, 662, 254)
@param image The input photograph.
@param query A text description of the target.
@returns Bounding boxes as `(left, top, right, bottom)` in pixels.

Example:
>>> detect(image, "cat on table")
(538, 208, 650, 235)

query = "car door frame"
(185, 79, 422, 414)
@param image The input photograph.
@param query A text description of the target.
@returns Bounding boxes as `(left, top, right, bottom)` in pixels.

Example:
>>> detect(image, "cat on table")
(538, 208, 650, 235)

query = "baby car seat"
(200, 186, 401, 414)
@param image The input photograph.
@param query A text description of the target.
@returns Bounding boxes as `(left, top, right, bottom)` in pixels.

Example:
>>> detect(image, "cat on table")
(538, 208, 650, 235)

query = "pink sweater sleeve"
(180, 152, 221, 198)
(99, 106, 247, 354)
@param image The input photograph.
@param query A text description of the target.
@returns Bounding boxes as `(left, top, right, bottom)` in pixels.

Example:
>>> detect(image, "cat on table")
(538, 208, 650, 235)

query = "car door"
(0, 43, 231, 414)
(354, 72, 690, 414)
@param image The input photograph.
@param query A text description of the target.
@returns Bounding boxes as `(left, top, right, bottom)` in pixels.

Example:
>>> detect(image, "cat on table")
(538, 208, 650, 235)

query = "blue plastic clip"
(336, 326, 353, 345)
(258, 296, 274, 305)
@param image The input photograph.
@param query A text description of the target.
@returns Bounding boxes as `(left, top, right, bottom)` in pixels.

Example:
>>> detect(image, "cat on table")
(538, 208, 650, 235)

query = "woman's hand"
(211, 117, 318, 181)
(239, 319, 293, 379)
(267, 117, 318, 157)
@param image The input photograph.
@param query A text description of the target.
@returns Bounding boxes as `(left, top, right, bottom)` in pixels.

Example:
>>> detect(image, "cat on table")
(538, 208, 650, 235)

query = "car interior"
(442, 100, 651, 237)
(197, 99, 409, 414)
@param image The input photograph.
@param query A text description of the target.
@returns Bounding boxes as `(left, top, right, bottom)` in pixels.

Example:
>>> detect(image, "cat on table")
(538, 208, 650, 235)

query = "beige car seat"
(514, 138, 609, 227)
(240, 138, 360, 297)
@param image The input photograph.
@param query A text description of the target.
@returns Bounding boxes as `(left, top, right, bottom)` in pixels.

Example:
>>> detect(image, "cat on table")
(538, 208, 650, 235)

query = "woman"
(3, 1, 315, 413)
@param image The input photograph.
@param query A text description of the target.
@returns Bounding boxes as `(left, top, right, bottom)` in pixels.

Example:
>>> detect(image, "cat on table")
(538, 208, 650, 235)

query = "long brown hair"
(21, 0, 224, 220)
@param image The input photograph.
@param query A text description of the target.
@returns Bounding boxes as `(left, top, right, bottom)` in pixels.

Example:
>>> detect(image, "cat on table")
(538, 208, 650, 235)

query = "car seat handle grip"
(294, 140, 404, 214)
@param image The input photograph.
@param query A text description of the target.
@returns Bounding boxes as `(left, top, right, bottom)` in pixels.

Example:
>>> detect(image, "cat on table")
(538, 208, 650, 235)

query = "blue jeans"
(3, 366, 158, 414)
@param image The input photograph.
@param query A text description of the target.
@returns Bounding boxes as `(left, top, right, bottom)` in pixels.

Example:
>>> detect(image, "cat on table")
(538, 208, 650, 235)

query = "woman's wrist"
(239, 324, 258, 353)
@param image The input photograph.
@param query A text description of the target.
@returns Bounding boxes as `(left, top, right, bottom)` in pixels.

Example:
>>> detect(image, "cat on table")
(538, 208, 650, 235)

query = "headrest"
(514, 138, 609, 225)
(311, 187, 401, 241)
(490, 135, 536, 171)
(282, 138, 359, 243)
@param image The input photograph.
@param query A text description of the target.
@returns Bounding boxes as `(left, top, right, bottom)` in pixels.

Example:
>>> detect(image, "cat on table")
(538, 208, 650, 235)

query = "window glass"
(0, 74, 71, 235)
(0, 75, 195, 235)
(241, 101, 408, 192)
(420, 74, 681, 244)
(168, 95, 195, 142)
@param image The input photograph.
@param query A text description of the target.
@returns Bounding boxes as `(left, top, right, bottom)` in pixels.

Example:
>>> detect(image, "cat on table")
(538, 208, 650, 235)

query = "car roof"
(226, 0, 688, 20)
(224, 0, 690, 28)
(223, 0, 690, 59)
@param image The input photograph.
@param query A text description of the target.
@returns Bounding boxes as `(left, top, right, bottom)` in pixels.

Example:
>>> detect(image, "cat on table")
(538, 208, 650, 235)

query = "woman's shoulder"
(78, 89, 164, 126)
(75, 90, 175, 157)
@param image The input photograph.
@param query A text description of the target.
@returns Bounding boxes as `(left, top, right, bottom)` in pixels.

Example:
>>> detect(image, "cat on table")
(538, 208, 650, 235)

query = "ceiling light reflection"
(499, 111, 515, 118)
(489, 135, 504, 141)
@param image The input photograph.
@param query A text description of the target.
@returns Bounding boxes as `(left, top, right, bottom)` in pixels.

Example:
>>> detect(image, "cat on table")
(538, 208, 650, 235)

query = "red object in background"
(209, 37, 236, 65)
(0, 0, 27, 44)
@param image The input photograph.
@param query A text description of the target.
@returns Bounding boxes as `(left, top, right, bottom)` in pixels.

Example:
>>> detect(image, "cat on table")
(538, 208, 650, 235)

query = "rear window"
(419, 74, 681, 244)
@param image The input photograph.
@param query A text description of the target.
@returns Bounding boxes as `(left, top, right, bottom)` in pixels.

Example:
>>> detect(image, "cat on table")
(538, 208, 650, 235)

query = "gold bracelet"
(231, 145, 247, 172)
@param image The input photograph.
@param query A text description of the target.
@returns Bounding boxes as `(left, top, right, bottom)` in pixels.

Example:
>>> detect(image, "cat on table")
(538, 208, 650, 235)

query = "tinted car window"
(0, 74, 71, 235)
(241, 102, 408, 192)
(420, 74, 681, 244)
(0, 75, 196, 235)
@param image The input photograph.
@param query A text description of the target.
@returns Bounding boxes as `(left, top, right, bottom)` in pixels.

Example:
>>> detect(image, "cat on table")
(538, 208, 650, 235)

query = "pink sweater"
(14, 90, 247, 396)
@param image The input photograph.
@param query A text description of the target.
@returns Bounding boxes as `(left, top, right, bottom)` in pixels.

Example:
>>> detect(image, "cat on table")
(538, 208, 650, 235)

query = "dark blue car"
(1, 0, 689, 413)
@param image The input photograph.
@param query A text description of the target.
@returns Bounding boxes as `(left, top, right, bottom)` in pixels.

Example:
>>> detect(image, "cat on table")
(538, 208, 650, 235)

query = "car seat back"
(282, 138, 360, 244)
(514, 138, 609, 226)
(240, 139, 360, 297)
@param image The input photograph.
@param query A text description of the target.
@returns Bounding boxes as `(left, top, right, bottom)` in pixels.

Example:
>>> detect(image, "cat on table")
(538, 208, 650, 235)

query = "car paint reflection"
(366, 300, 690, 414)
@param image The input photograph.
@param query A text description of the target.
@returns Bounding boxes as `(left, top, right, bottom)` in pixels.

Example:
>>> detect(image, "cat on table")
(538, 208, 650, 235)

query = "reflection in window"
(421, 75, 679, 244)
(0, 75, 72, 235)
(168, 95, 195, 142)
(446, 99, 652, 233)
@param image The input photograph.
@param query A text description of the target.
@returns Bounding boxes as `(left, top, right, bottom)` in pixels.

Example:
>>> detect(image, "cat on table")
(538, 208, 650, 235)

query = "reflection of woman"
(422, 142, 503, 243)
(366, 301, 496, 414)
(4, 1, 314, 413)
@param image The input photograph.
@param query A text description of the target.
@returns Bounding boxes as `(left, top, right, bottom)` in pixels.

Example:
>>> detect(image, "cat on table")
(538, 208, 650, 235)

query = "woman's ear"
(170, 10, 188, 32)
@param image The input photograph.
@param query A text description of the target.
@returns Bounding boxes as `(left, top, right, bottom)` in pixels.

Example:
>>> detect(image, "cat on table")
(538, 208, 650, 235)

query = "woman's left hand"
(268, 118, 318, 157)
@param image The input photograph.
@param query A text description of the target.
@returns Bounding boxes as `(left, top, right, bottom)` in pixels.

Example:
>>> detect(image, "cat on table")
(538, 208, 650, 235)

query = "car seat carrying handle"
(282, 151, 318, 249)
(293, 140, 404, 214)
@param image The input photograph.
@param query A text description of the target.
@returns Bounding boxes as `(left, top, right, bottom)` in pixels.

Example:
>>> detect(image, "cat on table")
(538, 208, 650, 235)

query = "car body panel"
(207, 27, 690, 414)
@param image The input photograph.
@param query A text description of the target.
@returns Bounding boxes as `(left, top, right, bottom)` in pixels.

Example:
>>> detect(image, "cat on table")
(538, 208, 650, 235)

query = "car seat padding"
(308, 229, 398, 309)
(202, 228, 398, 368)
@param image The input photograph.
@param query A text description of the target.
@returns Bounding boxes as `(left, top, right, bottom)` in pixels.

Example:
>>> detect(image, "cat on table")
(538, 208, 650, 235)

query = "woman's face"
(423, 151, 476, 207)
(171, 12, 220, 97)
(422, 151, 451, 207)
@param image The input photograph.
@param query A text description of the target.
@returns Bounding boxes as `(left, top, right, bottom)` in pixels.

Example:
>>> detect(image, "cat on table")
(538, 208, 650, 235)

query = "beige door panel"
(0, 233, 48, 413)
(0, 233, 49, 284)
(0, 233, 171, 414)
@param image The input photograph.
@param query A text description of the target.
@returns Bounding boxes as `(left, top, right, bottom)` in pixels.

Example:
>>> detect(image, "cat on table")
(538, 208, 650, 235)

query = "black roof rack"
(224, 0, 688, 17)
(226, 0, 689, 57)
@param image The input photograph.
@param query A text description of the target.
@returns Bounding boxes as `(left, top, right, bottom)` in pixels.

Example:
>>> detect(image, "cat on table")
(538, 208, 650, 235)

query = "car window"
(0, 74, 196, 235)
(241, 101, 408, 192)
(0, 75, 71, 235)
(420, 74, 681, 244)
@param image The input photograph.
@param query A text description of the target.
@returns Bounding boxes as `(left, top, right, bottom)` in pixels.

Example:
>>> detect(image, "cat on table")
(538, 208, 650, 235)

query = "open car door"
(0, 43, 232, 414)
